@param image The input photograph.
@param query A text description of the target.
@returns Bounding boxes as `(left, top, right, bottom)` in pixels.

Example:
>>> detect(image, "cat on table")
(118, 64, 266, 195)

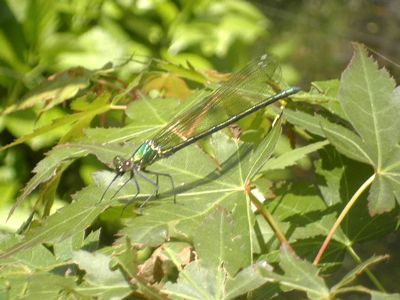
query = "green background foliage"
(1, 0, 399, 299)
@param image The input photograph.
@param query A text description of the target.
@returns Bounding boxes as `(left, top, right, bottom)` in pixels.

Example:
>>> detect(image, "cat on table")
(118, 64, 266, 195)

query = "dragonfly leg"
(138, 169, 176, 207)
(121, 170, 141, 215)
(155, 175, 159, 197)
(136, 170, 159, 208)
(111, 171, 133, 200)
(98, 173, 120, 204)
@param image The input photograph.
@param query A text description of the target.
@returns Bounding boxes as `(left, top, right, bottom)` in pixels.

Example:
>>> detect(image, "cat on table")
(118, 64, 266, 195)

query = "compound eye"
(122, 160, 132, 172)
(113, 156, 123, 167)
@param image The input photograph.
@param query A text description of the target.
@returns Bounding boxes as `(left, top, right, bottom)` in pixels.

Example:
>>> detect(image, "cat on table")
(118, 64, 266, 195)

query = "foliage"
(0, 0, 269, 103)
(0, 0, 277, 227)
(1, 35, 399, 300)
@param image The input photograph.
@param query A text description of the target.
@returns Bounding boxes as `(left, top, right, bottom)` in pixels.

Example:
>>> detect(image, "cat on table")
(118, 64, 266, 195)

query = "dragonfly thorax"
(113, 141, 161, 174)
(131, 140, 161, 169)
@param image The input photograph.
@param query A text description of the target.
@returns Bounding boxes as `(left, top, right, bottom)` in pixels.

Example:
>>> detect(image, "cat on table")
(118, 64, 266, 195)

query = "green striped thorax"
(113, 141, 162, 173)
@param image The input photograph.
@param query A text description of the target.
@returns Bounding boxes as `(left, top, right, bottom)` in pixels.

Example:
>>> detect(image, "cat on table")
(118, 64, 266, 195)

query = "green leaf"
(282, 108, 326, 137)
(331, 255, 388, 293)
(162, 242, 192, 268)
(309, 79, 344, 117)
(83, 95, 199, 145)
(23, 0, 57, 46)
(267, 183, 327, 224)
(315, 146, 359, 206)
(321, 120, 374, 165)
(115, 126, 279, 247)
(163, 261, 269, 300)
(262, 140, 329, 171)
(315, 146, 398, 242)
(115, 134, 246, 246)
(339, 45, 398, 163)
(323, 43, 400, 214)
(163, 261, 227, 300)
(0, 186, 105, 260)
(244, 115, 282, 181)
(143, 73, 192, 100)
(224, 263, 269, 299)
(155, 59, 207, 84)
(0, 234, 56, 270)
(6, 273, 77, 300)
(110, 239, 138, 280)
(0, 96, 110, 151)
(71, 250, 135, 299)
(265, 182, 349, 266)
(251, 213, 285, 255)
(7, 147, 90, 219)
(193, 206, 249, 276)
(2, 67, 93, 115)
(2, 99, 282, 262)
(165, 262, 272, 299)
(370, 291, 400, 300)
(8, 140, 128, 220)
(53, 230, 100, 262)
(259, 246, 330, 299)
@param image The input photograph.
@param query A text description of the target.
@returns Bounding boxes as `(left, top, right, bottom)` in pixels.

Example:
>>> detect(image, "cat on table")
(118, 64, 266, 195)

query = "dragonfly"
(100, 54, 300, 211)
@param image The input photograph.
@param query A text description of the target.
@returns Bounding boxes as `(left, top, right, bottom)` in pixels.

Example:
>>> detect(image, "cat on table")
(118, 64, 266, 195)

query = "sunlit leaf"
(259, 246, 330, 299)
(323, 43, 400, 214)
(2, 67, 93, 115)
(143, 73, 192, 100)
(193, 206, 249, 276)
(71, 250, 135, 299)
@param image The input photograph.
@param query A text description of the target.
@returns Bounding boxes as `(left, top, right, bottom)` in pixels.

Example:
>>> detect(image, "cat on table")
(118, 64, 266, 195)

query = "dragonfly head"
(98, 156, 135, 205)
(113, 156, 135, 174)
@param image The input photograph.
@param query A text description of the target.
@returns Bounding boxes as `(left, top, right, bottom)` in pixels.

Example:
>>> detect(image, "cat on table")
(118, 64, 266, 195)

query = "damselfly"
(100, 54, 300, 210)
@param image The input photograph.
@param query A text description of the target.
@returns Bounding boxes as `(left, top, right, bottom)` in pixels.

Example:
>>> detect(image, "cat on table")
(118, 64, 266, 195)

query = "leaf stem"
(249, 188, 295, 253)
(313, 173, 376, 265)
(346, 246, 386, 292)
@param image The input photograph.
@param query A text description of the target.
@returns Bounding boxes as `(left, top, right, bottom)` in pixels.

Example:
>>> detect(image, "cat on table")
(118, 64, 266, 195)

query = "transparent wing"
(151, 54, 283, 152)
